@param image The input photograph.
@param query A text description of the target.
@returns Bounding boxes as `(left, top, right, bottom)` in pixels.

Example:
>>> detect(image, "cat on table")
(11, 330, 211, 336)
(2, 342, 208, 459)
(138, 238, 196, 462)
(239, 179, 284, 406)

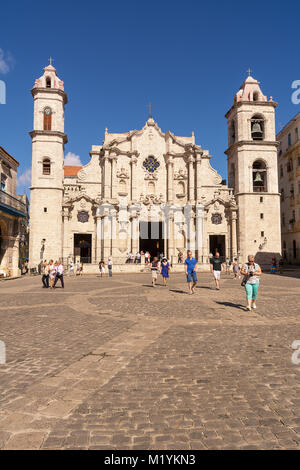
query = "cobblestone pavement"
(0, 271, 300, 449)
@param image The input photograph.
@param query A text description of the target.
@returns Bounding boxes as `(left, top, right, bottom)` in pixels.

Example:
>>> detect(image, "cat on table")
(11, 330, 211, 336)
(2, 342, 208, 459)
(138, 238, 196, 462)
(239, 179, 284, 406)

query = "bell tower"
(225, 74, 281, 265)
(29, 62, 68, 267)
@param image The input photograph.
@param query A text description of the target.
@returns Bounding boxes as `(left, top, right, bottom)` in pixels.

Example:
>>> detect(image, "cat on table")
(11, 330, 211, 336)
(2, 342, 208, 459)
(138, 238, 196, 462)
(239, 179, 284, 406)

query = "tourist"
(178, 251, 183, 263)
(108, 257, 113, 277)
(232, 258, 240, 279)
(99, 261, 105, 277)
(160, 257, 170, 287)
(210, 252, 223, 290)
(126, 252, 132, 264)
(150, 256, 159, 287)
(135, 252, 141, 264)
(53, 260, 64, 288)
(240, 255, 262, 311)
(41, 260, 49, 288)
(75, 260, 81, 276)
(68, 259, 75, 276)
(184, 250, 198, 295)
(49, 260, 56, 289)
(145, 251, 150, 264)
(225, 258, 231, 275)
(79, 261, 83, 276)
(270, 258, 277, 274)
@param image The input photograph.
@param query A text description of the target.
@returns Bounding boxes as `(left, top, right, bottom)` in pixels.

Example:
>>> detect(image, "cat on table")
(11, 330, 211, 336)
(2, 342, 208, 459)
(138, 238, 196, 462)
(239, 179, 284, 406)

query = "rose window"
(143, 156, 160, 173)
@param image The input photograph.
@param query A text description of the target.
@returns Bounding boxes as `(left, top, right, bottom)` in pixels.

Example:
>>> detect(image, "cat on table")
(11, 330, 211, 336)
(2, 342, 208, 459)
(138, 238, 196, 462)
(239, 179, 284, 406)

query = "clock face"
(44, 107, 51, 115)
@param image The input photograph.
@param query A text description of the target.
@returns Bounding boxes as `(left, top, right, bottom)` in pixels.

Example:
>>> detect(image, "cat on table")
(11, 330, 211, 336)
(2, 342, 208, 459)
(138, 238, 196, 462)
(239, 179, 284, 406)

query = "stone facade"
(29, 65, 281, 270)
(0, 146, 28, 277)
(277, 112, 300, 263)
(225, 76, 281, 266)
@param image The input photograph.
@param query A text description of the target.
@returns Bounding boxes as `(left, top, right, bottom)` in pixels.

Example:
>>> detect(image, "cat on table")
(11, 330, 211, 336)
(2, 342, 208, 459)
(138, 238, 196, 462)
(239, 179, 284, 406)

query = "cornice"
(225, 140, 279, 154)
(29, 130, 68, 144)
(30, 87, 68, 104)
(225, 100, 278, 118)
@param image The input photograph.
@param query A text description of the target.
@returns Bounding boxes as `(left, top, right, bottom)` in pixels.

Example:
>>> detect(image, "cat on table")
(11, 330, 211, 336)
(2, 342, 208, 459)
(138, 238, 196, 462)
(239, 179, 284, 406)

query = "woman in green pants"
(240, 255, 262, 311)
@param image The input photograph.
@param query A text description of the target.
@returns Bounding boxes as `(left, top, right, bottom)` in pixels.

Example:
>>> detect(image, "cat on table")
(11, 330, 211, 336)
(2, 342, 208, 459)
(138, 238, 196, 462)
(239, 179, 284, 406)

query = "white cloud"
(0, 49, 14, 74)
(64, 152, 82, 166)
(17, 168, 32, 186)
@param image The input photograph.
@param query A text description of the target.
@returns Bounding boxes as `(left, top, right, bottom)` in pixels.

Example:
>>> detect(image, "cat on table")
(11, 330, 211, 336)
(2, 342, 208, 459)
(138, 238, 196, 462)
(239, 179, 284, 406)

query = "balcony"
(0, 190, 27, 218)
(253, 186, 267, 193)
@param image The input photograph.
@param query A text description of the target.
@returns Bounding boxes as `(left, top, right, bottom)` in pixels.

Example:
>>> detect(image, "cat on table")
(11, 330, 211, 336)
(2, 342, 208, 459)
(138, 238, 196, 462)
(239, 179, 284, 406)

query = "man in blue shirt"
(184, 250, 198, 294)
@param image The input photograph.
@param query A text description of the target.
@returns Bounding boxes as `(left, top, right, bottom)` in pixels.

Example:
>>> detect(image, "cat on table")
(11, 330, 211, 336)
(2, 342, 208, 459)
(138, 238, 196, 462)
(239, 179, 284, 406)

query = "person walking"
(49, 260, 56, 289)
(184, 250, 198, 294)
(108, 257, 113, 277)
(210, 252, 223, 290)
(99, 261, 105, 278)
(160, 257, 170, 287)
(240, 255, 262, 311)
(232, 258, 240, 279)
(42, 260, 49, 288)
(68, 259, 75, 276)
(53, 260, 64, 288)
(150, 257, 159, 287)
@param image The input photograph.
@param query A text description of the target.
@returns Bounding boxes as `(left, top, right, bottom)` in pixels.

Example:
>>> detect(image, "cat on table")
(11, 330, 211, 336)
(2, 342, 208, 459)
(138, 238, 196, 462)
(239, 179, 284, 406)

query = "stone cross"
(48, 56, 54, 66)
(146, 103, 152, 118)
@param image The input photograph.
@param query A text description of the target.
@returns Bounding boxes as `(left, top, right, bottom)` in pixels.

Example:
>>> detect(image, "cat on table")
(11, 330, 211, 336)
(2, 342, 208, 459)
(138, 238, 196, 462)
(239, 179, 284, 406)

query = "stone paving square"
(0, 271, 300, 450)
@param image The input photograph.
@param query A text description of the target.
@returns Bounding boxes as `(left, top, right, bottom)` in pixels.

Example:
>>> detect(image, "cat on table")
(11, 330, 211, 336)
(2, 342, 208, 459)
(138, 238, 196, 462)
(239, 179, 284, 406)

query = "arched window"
(147, 181, 155, 194)
(230, 120, 235, 144)
(46, 77, 51, 88)
(43, 107, 52, 130)
(253, 160, 267, 192)
(251, 114, 264, 141)
(253, 91, 259, 101)
(42, 158, 51, 175)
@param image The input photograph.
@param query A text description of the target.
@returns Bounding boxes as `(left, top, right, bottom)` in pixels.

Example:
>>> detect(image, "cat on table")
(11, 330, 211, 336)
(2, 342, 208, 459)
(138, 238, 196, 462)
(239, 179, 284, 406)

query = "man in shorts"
(210, 252, 223, 290)
(184, 250, 198, 295)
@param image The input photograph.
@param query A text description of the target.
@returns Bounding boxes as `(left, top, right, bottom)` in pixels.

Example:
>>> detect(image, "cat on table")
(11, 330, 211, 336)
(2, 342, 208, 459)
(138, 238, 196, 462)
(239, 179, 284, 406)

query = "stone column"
(195, 154, 202, 201)
(167, 156, 174, 203)
(188, 155, 195, 202)
(231, 210, 238, 259)
(196, 204, 205, 263)
(103, 152, 111, 200)
(130, 155, 138, 202)
(12, 234, 20, 277)
(95, 215, 102, 262)
(102, 208, 111, 261)
(111, 155, 118, 200)
(111, 208, 118, 261)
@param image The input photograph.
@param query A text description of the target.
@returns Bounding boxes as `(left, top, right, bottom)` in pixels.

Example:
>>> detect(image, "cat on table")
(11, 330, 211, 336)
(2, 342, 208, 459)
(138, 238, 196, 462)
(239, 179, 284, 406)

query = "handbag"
(241, 274, 250, 287)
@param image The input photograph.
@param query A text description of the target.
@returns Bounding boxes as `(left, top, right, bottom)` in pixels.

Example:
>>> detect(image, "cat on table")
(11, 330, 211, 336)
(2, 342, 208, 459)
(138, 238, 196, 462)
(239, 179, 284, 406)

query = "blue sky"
(1, 0, 300, 196)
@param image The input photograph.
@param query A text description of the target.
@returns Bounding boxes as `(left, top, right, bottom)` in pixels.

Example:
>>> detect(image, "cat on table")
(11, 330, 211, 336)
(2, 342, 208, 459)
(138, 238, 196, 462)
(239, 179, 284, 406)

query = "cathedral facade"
(29, 64, 281, 270)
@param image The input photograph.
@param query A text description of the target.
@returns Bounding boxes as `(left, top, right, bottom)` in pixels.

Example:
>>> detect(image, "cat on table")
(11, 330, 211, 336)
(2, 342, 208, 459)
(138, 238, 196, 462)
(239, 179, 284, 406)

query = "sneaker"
(246, 306, 251, 311)
(252, 304, 257, 309)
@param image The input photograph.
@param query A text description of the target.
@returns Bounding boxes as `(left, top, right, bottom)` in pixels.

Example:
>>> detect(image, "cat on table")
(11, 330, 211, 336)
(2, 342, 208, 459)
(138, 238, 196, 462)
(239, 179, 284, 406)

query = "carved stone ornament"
(174, 169, 188, 180)
(78, 170, 87, 181)
(77, 211, 89, 223)
(211, 213, 222, 225)
(116, 167, 129, 179)
(139, 193, 164, 205)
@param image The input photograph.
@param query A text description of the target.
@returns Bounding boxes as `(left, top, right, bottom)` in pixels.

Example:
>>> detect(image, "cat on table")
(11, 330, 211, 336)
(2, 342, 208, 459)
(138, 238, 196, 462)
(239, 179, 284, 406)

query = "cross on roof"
(146, 102, 152, 118)
(48, 56, 54, 66)
(246, 68, 252, 76)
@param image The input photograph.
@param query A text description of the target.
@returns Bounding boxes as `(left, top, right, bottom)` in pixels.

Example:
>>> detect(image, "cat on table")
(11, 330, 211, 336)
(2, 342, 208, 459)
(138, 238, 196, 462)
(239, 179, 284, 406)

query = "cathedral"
(29, 64, 281, 271)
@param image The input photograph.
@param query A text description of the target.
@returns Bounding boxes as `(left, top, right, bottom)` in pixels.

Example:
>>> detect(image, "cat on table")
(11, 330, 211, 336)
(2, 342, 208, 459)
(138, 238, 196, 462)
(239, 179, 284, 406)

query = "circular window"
(143, 156, 160, 173)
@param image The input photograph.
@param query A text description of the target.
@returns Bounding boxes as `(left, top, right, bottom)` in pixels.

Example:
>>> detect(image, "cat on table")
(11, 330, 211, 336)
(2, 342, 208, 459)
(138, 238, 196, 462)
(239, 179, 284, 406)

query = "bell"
(252, 122, 262, 133)
(254, 172, 262, 183)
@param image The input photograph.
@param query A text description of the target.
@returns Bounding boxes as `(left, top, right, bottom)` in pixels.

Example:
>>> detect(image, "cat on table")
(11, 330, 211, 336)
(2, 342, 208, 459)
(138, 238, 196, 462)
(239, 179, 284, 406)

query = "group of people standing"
(41, 260, 64, 289)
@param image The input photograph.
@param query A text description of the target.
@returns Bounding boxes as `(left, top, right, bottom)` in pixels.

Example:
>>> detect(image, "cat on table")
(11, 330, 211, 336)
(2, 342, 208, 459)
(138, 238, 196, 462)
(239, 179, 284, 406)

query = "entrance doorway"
(74, 234, 92, 263)
(209, 235, 226, 260)
(139, 221, 164, 260)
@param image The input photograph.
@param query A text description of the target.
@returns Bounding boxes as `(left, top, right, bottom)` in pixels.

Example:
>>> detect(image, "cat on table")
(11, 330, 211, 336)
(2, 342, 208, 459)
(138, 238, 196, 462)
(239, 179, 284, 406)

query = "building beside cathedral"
(29, 64, 281, 270)
(277, 112, 300, 264)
